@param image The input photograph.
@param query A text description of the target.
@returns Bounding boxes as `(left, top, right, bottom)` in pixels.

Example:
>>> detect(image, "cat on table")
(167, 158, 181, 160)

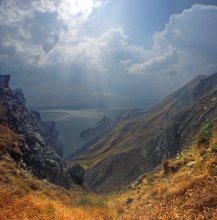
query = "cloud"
(128, 47, 177, 74)
(127, 4, 217, 77)
(120, 59, 132, 67)
(1, 3, 217, 108)
(0, 0, 106, 65)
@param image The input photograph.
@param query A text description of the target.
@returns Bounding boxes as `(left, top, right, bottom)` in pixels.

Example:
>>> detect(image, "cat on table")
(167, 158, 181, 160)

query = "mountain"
(70, 72, 217, 192)
(0, 74, 216, 219)
(0, 75, 84, 188)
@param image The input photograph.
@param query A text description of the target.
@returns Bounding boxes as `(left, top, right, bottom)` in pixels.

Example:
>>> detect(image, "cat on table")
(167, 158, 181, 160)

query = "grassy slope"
(110, 125, 217, 219)
(0, 125, 116, 220)
(0, 119, 216, 219)
(71, 75, 214, 172)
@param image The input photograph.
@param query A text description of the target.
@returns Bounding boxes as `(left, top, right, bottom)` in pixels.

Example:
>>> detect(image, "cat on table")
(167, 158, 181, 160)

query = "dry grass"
(0, 122, 217, 219)
(0, 157, 115, 220)
(0, 192, 113, 220)
(110, 129, 217, 220)
(0, 125, 23, 156)
(0, 126, 116, 220)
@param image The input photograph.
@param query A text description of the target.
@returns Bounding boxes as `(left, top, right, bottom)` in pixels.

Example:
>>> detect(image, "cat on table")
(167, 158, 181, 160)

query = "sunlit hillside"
(0, 121, 216, 219)
(0, 125, 115, 220)
(110, 123, 217, 219)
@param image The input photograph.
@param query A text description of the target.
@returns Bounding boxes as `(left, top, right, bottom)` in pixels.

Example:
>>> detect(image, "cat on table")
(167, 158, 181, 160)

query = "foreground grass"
(0, 124, 216, 219)
(0, 156, 116, 220)
(0, 125, 116, 220)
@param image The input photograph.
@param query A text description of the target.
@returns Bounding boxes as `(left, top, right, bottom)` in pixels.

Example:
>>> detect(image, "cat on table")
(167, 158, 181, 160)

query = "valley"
(0, 73, 217, 219)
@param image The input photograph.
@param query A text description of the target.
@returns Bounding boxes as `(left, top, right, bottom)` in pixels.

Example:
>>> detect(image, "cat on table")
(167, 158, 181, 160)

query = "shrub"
(198, 123, 212, 146)
(211, 144, 217, 153)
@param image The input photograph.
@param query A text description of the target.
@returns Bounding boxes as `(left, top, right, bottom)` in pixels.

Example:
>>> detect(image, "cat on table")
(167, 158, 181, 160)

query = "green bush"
(211, 144, 217, 153)
(198, 123, 212, 146)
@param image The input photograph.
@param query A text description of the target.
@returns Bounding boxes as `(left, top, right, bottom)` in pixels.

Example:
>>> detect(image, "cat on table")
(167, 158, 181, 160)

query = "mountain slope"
(71, 73, 217, 192)
(111, 123, 217, 219)
(0, 125, 115, 220)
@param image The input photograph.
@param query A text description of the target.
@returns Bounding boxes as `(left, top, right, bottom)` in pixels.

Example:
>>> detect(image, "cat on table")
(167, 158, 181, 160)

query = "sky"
(1, 0, 217, 108)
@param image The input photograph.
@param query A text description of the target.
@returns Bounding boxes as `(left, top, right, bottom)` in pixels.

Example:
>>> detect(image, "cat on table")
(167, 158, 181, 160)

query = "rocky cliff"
(0, 75, 84, 188)
(71, 72, 217, 193)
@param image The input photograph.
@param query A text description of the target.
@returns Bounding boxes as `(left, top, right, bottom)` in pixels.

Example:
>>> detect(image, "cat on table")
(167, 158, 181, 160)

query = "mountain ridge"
(70, 72, 217, 192)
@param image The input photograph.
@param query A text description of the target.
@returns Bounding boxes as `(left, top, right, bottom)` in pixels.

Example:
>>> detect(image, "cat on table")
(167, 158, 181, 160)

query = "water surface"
(38, 108, 126, 158)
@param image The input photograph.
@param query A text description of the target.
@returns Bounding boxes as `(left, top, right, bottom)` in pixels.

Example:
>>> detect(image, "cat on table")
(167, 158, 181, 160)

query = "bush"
(198, 123, 212, 146)
(211, 144, 217, 153)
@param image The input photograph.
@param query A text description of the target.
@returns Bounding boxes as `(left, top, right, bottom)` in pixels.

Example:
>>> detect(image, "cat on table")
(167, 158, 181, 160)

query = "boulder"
(68, 164, 85, 185)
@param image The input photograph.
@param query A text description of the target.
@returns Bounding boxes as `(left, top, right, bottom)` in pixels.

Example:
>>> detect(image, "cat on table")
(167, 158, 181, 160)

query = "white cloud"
(0, 0, 106, 65)
(1, 3, 217, 107)
(44, 26, 148, 73)
(127, 4, 217, 77)
(128, 47, 177, 74)
(0, 0, 103, 24)
(120, 59, 132, 67)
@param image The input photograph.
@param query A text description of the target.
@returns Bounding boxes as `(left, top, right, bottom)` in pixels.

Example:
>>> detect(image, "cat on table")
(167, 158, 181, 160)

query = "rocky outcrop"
(42, 121, 63, 157)
(0, 75, 84, 188)
(68, 164, 85, 185)
(71, 72, 217, 193)
(0, 75, 10, 88)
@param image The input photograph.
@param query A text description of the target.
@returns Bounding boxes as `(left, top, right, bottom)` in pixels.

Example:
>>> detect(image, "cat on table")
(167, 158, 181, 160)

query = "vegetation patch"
(211, 144, 217, 153)
(76, 195, 107, 208)
(198, 123, 212, 146)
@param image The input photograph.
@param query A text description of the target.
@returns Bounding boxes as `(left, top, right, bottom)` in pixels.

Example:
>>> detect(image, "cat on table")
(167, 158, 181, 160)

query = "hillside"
(0, 125, 114, 220)
(110, 122, 217, 219)
(70, 73, 217, 193)
(0, 74, 216, 219)
(0, 116, 216, 219)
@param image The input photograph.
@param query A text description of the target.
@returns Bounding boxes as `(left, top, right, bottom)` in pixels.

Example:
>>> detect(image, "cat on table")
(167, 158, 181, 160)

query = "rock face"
(68, 164, 85, 185)
(42, 121, 63, 157)
(0, 75, 10, 88)
(0, 75, 84, 188)
(71, 72, 217, 193)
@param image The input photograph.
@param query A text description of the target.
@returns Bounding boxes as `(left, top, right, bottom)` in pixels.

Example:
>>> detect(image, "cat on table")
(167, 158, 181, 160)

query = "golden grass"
(0, 123, 217, 219)
(0, 192, 113, 220)
(110, 130, 217, 220)
(0, 158, 115, 220)
(0, 126, 116, 220)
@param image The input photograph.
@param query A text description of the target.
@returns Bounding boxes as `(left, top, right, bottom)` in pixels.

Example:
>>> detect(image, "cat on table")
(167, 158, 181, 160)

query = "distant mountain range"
(70, 72, 217, 193)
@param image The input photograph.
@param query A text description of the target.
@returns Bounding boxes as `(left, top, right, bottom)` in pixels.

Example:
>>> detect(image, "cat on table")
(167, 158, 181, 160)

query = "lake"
(38, 108, 126, 158)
